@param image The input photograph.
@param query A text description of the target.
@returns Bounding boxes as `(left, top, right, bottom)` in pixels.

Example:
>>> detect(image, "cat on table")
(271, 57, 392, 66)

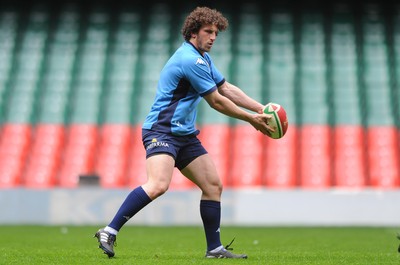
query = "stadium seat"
(132, 3, 173, 125)
(333, 126, 366, 188)
(234, 3, 263, 101)
(58, 124, 98, 188)
(95, 124, 131, 188)
(299, 11, 329, 125)
(198, 124, 231, 186)
(4, 7, 49, 125)
(68, 8, 110, 125)
(0, 124, 31, 188)
(265, 9, 297, 126)
(36, 5, 80, 124)
(367, 127, 400, 188)
(330, 1, 363, 126)
(23, 124, 65, 188)
(0, 9, 18, 119)
(102, 10, 140, 125)
(263, 125, 298, 188)
(299, 125, 331, 188)
(230, 124, 263, 187)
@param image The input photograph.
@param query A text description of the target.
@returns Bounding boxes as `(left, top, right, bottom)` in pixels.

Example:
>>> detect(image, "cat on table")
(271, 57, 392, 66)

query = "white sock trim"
(104, 226, 118, 235)
(209, 245, 224, 253)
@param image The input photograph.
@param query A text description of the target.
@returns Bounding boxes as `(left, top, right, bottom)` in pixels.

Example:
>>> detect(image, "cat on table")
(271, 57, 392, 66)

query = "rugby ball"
(263, 102, 288, 139)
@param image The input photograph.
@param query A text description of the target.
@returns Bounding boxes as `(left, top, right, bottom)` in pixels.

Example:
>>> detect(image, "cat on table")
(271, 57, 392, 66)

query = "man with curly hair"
(95, 6, 274, 259)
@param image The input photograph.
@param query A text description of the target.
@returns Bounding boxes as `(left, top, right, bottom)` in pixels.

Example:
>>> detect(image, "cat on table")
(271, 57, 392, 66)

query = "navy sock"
(200, 200, 222, 251)
(108, 186, 152, 231)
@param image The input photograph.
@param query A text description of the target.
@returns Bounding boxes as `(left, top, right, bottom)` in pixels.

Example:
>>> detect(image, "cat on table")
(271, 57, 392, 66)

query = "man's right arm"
(203, 89, 274, 136)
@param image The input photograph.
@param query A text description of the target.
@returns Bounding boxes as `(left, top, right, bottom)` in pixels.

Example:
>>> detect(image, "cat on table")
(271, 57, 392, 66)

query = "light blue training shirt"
(142, 41, 225, 136)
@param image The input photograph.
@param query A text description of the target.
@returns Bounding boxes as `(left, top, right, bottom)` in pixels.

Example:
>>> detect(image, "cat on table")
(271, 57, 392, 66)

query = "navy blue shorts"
(142, 129, 208, 170)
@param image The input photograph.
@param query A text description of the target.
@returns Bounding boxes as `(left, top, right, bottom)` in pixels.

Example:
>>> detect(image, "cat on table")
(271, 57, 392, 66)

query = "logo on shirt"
(196, 58, 205, 65)
(195, 57, 209, 67)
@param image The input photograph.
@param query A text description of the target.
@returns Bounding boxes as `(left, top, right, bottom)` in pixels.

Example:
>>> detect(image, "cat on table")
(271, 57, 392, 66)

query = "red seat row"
(0, 123, 399, 189)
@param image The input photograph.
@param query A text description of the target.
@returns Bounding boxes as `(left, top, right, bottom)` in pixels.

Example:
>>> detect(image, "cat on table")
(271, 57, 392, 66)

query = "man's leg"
(95, 154, 175, 257)
(108, 154, 176, 231)
(181, 154, 247, 259)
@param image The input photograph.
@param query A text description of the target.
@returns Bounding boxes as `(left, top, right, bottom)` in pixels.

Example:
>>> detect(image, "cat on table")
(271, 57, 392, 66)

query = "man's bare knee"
(202, 181, 223, 199)
(142, 181, 169, 199)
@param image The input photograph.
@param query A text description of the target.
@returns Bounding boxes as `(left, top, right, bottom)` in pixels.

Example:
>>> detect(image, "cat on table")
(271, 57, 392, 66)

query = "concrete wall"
(1, 188, 399, 226)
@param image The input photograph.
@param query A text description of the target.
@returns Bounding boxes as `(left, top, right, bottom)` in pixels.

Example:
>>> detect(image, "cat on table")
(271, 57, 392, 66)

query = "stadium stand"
(0, 0, 399, 190)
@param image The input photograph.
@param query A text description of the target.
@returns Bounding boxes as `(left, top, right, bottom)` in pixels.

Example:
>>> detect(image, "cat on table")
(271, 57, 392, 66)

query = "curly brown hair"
(181, 7, 229, 41)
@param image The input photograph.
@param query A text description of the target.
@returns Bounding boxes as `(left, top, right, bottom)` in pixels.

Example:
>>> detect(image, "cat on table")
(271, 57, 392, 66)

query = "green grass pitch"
(0, 226, 399, 264)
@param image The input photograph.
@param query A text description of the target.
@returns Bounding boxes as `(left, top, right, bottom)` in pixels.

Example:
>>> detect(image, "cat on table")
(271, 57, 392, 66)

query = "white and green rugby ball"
(263, 102, 289, 139)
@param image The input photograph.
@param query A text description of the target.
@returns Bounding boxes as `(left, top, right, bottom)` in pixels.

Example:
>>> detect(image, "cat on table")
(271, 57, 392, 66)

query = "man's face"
(191, 24, 218, 54)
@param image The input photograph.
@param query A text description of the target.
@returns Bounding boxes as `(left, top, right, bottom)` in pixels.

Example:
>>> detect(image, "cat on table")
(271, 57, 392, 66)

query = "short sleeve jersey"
(142, 41, 225, 136)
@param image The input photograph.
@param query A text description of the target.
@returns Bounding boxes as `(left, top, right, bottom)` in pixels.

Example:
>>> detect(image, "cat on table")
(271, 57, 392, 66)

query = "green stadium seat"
(301, 104, 329, 125)
(360, 3, 394, 127)
(102, 82, 134, 124)
(69, 80, 103, 124)
(35, 5, 80, 124)
(67, 8, 110, 125)
(0, 9, 19, 123)
(393, 10, 400, 126)
(333, 103, 363, 125)
(234, 3, 263, 101)
(3, 7, 49, 124)
(266, 10, 297, 125)
(101, 10, 140, 124)
(330, 6, 363, 126)
(298, 11, 329, 125)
